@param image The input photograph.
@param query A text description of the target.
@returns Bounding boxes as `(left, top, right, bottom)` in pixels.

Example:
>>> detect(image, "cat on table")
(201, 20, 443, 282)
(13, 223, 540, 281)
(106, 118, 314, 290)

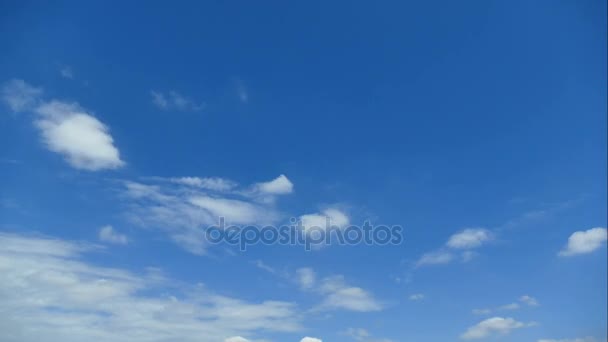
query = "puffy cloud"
(254, 174, 294, 195)
(447, 228, 492, 249)
(299, 208, 349, 232)
(1, 79, 43, 112)
(2, 80, 124, 171)
(0, 232, 301, 342)
(460, 317, 534, 340)
(559, 227, 607, 256)
(301, 337, 322, 342)
(35, 100, 124, 170)
(417, 228, 491, 267)
(150, 90, 204, 111)
(98, 225, 128, 245)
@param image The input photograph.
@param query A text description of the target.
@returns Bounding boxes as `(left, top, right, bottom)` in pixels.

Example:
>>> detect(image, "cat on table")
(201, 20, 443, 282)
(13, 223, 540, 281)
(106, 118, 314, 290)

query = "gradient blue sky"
(0, 1, 606, 342)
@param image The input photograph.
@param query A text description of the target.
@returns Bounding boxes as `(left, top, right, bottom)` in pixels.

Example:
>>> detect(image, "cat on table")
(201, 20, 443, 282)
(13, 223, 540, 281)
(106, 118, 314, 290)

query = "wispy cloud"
(60, 66, 74, 79)
(98, 225, 128, 245)
(294, 268, 382, 312)
(150, 90, 205, 111)
(472, 295, 539, 315)
(460, 317, 536, 340)
(0, 232, 302, 342)
(120, 174, 293, 254)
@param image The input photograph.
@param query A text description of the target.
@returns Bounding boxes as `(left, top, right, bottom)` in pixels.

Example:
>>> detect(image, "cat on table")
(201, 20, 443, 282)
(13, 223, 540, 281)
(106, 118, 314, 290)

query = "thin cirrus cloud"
(558, 227, 607, 257)
(460, 317, 536, 340)
(1, 79, 125, 171)
(151, 90, 205, 111)
(0, 232, 302, 342)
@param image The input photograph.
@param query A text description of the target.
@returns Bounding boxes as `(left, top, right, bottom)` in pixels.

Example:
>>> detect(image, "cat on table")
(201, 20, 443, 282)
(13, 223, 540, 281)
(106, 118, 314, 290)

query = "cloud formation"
(1, 79, 124, 171)
(0, 232, 301, 342)
(559, 227, 607, 256)
(121, 175, 291, 254)
(461, 317, 535, 340)
(416, 228, 491, 267)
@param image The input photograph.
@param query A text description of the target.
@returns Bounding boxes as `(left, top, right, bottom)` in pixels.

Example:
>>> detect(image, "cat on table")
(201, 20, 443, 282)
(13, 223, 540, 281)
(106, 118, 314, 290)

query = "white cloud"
(98, 225, 128, 245)
(0, 232, 301, 342)
(150, 90, 204, 111)
(317, 275, 382, 312)
(225, 337, 251, 342)
(447, 228, 491, 249)
(170, 177, 237, 191)
(254, 174, 294, 195)
(417, 228, 491, 267)
(35, 100, 125, 170)
(416, 251, 454, 267)
(1, 79, 43, 112)
(296, 267, 316, 290)
(559, 227, 607, 256)
(121, 176, 287, 254)
(409, 294, 425, 301)
(1, 80, 124, 171)
(300, 208, 349, 232)
(461, 317, 534, 340)
(519, 295, 539, 307)
(294, 268, 381, 313)
(301, 337, 322, 342)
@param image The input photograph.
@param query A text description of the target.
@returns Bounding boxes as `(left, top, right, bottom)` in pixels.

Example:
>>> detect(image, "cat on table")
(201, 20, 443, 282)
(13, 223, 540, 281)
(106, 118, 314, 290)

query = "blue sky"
(0, 1, 606, 341)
